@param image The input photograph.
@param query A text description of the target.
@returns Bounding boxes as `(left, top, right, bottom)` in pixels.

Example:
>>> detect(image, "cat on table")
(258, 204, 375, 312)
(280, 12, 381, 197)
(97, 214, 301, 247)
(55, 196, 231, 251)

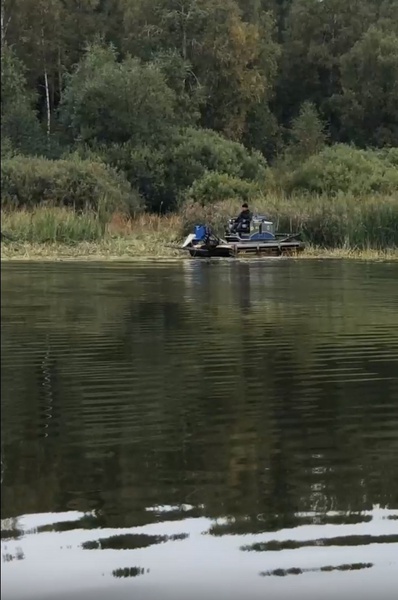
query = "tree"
(1, 43, 44, 155)
(59, 42, 177, 146)
(2, 0, 121, 135)
(151, 49, 205, 126)
(337, 27, 398, 147)
(1, 0, 397, 170)
(275, 0, 378, 132)
(243, 101, 282, 161)
(287, 100, 327, 161)
(120, 0, 280, 140)
(2, 0, 64, 140)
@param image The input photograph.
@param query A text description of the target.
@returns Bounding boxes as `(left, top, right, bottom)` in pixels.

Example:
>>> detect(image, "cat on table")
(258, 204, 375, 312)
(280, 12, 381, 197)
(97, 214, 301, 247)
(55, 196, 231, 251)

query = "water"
(1, 259, 398, 600)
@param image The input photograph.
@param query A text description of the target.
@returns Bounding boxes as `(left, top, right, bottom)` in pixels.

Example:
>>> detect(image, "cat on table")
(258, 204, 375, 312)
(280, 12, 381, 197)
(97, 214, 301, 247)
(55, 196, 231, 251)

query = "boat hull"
(187, 240, 306, 258)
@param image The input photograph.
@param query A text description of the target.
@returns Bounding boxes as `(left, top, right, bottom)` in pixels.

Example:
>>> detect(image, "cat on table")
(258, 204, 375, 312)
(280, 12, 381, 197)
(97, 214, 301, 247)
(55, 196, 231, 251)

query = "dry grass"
(2, 196, 398, 262)
(300, 246, 398, 261)
(1, 240, 180, 261)
(2, 239, 398, 263)
(107, 211, 182, 242)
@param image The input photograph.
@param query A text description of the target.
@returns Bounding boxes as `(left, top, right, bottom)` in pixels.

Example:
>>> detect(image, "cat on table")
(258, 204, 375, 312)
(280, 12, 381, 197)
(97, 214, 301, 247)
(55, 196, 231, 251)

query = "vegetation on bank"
(1, 1, 398, 224)
(3, 241, 398, 262)
(2, 193, 398, 259)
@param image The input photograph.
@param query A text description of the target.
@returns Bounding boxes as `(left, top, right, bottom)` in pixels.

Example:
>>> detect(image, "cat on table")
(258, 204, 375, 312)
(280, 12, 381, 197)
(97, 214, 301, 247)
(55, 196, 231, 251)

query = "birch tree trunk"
(58, 46, 63, 104)
(44, 65, 51, 140)
(41, 27, 51, 142)
(1, 0, 11, 48)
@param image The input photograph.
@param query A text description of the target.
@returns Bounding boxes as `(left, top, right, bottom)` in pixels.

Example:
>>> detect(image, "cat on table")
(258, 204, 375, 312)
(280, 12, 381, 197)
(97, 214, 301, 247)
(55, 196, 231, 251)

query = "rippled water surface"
(1, 260, 398, 600)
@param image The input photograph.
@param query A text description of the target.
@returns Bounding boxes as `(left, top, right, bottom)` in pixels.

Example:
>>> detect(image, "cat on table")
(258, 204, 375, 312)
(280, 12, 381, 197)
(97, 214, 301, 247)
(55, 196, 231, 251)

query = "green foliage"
(337, 27, 398, 147)
(1, 44, 45, 155)
(286, 145, 398, 196)
(186, 172, 262, 205)
(276, 0, 377, 122)
(147, 125, 268, 210)
(1, 43, 32, 104)
(287, 101, 327, 161)
(243, 102, 283, 161)
(1, 206, 106, 243)
(151, 49, 204, 126)
(2, 0, 398, 154)
(76, 127, 269, 211)
(1, 137, 16, 159)
(1, 155, 142, 214)
(1, 0, 398, 225)
(166, 128, 269, 183)
(120, 0, 280, 139)
(59, 42, 177, 146)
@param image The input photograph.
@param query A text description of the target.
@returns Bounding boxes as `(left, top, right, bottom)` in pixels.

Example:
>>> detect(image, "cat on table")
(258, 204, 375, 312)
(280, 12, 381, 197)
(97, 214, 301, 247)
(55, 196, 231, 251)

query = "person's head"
(242, 203, 249, 210)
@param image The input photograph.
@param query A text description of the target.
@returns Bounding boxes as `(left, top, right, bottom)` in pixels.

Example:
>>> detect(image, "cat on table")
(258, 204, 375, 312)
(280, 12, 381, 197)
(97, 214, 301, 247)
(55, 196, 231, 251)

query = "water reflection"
(260, 562, 374, 577)
(1, 260, 398, 599)
(82, 532, 189, 550)
(112, 567, 148, 579)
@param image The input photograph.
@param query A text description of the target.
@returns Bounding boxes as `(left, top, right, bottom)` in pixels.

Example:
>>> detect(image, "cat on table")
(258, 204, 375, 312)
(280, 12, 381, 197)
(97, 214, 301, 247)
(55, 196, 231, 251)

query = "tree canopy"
(1, 0, 397, 210)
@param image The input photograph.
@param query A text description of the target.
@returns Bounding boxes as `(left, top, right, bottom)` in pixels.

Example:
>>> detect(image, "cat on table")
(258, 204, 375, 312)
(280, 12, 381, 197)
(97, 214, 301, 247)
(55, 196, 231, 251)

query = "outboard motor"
(194, 225, 208, 241)
(193, 225, 220, 248)
(182, 224, 221, 249)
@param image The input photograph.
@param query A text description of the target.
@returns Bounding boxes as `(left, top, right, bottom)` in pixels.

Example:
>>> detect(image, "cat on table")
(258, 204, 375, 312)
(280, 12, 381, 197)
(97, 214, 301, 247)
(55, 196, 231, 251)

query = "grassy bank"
(1, 193, 398, 261)
(2, 241, 398, 262)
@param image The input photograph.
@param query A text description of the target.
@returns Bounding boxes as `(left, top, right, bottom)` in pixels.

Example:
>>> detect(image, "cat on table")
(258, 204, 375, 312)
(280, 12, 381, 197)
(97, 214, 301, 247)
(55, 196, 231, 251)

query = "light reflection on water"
(2, 506, 398, 600)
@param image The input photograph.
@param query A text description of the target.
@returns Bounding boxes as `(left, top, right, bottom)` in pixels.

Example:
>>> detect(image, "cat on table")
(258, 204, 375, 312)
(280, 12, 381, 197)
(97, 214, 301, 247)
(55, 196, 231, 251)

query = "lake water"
(1, 259, 398, 600)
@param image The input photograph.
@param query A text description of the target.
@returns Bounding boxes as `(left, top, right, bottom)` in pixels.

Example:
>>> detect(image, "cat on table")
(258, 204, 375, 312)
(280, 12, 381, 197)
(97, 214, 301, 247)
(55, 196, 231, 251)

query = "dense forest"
(1, 0, 398, 213)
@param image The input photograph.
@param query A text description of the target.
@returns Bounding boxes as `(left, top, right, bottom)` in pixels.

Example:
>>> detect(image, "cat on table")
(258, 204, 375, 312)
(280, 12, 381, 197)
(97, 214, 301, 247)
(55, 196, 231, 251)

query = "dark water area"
(1, 259, 398, 600)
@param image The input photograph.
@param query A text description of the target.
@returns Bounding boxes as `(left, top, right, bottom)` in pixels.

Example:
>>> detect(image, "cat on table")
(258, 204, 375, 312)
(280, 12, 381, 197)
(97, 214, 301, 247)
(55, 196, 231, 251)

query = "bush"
(286, 144, 398, 196)
(81, 127, 270, 212)
(1, 155, 142, 215)
(168, 127, 269, 184)
(1, 136, 15, 159)
(186, 172, 261, 205)
(378, 147, 398, 167)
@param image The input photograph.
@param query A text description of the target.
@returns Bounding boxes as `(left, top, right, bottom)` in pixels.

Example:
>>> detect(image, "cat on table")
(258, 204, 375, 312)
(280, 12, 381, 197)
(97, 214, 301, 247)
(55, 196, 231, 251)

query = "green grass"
(2, 206, 106, 243)
(180, 194, 398, 250)
(2, 192, 398, 261)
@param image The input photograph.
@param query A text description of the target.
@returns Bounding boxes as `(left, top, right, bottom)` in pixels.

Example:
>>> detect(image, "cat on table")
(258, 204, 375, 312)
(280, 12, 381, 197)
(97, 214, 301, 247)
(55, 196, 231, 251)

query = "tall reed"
(179, 194, 398, 249)
(1, 206, 105, 243)
(2, 193, 398, 250)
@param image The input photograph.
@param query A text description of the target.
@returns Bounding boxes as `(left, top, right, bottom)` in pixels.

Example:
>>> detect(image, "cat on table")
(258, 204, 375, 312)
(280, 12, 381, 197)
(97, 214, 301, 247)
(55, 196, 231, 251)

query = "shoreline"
(2, 241, 398, 263)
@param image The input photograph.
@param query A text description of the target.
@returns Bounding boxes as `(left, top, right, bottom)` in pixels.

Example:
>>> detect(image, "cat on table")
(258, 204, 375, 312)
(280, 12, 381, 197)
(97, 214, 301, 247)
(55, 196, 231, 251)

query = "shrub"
(1, 155, 142, 215)
(286, 144, 398, 196)
(81, 127, 270, 212)
(186, 172, 262, 205)
(167, 127, 269, 184)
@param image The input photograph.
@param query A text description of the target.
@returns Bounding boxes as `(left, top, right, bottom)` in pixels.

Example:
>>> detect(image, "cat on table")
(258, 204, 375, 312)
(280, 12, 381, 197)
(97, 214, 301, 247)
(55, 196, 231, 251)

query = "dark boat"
(181, 215, 306, 258)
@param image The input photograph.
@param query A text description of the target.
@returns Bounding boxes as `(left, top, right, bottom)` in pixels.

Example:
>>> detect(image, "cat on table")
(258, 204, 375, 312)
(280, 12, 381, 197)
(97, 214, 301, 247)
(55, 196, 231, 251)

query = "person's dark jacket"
(236, 208, 252, 223)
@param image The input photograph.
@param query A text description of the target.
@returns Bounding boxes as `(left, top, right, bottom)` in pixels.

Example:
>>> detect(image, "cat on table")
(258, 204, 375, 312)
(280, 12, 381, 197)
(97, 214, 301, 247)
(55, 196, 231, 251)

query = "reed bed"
(179, 194, 398, 250)
(1, 193, 398, 261)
